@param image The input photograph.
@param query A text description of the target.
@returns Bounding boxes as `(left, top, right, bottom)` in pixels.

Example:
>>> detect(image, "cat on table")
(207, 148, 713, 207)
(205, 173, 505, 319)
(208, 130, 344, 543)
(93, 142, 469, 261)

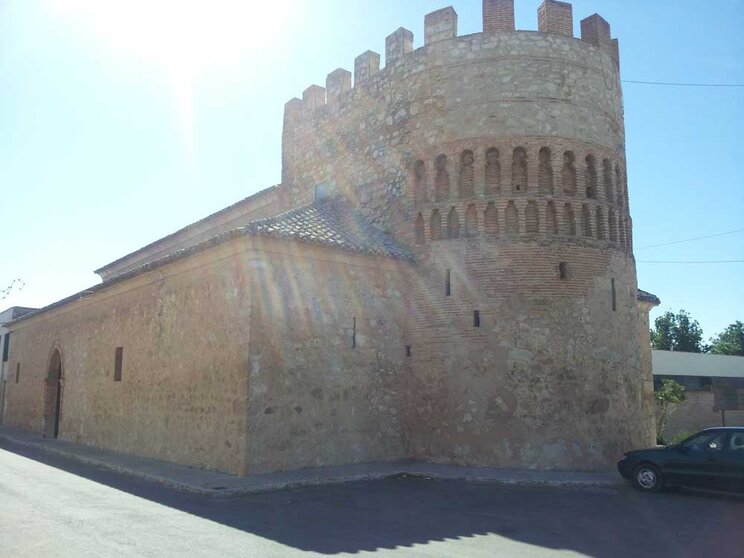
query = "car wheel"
(633, 463, 662, 492)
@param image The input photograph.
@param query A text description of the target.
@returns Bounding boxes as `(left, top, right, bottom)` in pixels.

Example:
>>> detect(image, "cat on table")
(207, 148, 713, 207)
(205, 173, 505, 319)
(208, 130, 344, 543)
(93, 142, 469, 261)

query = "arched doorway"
(43, 348, 63, 439)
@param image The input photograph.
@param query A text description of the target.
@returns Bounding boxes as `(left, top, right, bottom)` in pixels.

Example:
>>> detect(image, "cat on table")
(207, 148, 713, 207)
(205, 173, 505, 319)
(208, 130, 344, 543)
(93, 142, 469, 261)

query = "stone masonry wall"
(243, 238, 411, 474)
(4, 241, 254, 475)
(5, 235, 414, 476)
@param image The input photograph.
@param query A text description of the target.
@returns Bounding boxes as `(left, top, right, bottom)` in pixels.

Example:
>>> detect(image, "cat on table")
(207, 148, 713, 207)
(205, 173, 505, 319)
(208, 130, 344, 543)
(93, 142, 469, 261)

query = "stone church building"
(3, 1, 659, 475)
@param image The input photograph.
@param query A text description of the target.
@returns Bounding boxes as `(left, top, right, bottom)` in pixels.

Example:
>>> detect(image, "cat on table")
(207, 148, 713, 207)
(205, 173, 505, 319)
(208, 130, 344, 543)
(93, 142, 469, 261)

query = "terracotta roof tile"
(637, 289, 660, 304)
(241, 197, 413, 260)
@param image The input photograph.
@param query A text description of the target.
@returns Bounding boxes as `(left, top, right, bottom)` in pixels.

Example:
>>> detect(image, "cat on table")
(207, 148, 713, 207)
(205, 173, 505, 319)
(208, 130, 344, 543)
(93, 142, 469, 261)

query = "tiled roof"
(241, 197, 414, 261)
(7, 198, 412, 326)
(637, 289, 661, 305)
(95, 185, 279, 274)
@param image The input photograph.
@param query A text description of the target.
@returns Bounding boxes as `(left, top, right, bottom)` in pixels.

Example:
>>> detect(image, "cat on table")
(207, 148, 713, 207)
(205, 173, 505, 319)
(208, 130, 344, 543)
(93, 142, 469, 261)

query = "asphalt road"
(1, 439, 743, 558)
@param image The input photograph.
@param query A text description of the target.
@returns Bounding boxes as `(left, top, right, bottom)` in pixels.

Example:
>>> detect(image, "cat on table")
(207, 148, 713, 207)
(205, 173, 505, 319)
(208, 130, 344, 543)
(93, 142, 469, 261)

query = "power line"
(637, 260, 744, 264)
(636, 228, 744, 250)
(622, 80, 744, 87)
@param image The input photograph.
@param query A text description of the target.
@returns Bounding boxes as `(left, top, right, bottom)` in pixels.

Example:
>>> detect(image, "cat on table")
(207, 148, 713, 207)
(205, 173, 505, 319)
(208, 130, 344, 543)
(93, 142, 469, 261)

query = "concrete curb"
(0, 431, 624, 497)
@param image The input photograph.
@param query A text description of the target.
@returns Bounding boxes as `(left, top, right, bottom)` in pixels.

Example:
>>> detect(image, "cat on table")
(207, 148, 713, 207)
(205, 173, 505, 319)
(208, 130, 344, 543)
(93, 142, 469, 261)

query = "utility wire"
(622, 80, 744, 87)
(637, 260, 744, 264)
(636, 228, 744, 250)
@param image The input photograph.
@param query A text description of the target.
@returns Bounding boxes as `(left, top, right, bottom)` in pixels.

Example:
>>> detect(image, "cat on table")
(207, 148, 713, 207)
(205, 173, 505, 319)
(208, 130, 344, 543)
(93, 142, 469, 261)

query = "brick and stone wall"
(279, 2, 645, 469)
(401, 241, 645, 469)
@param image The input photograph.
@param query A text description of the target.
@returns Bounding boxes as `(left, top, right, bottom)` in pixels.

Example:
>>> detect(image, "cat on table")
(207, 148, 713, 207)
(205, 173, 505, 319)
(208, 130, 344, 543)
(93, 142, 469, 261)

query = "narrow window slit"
(114, 347, 123, 381)
(473, 310, 480, 328)
(445, 269, 451, 296)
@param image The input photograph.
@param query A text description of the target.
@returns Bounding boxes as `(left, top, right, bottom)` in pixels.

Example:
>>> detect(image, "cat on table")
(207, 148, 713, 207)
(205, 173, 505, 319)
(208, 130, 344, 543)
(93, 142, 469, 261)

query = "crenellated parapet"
(538, 0, 573, 36)
(326, 68, 352, 113)
(385, 27, 414, 66)
(581, 13, 619, 67)
(283, 1, 622, 126)
(354, 50, 380, 84)
(483, 0, 515, 32)
(424, 7, 458, 45)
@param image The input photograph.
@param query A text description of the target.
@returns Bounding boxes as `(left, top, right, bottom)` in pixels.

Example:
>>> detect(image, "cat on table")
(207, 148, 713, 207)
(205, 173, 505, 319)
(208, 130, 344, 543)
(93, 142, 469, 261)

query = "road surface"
(1, 439, 742, 557)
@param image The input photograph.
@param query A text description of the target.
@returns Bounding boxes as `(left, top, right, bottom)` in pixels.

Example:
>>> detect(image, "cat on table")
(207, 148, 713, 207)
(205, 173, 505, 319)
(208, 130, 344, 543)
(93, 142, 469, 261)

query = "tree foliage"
(650, 310, 705, 353)
(708, 321, 744, 356)
(655, 379, 686, 444)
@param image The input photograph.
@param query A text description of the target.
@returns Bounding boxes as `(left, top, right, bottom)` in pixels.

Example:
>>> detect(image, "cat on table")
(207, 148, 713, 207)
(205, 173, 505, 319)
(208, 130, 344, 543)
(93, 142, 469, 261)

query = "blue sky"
(1, 0, 742, 340)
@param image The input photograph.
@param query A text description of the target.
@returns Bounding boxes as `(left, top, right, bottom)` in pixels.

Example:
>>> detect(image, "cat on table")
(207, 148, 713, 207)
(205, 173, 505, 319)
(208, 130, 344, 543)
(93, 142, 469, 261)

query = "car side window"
(729, 433, 744, 452)
(683, 432, 727, 452)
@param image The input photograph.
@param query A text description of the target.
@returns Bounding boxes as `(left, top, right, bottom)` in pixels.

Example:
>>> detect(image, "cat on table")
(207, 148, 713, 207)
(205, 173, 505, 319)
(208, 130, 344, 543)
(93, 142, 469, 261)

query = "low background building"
(0, 306, 37, 425)
(653, 350, 744, 439)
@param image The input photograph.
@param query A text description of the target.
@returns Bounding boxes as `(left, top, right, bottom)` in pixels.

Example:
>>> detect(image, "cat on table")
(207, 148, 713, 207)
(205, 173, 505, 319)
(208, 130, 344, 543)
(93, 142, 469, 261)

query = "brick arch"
(585, 154, 598, 199)
(595, 206, 606, 240)
(430, 209, 442, 240)
(581, 203, 593, 237)
(484, 202, 499, 235)
(603, 159, 614, 203)
(562, 151, 576, 194)
(505, 201, 519, 234)
(448, 206, 460, 239)
(538, 147, 553, 194)
(42, 344, 64, 439)
(511, 147, 527, 193)
(465, 204, 478, 237)
(609, 208, 618, 241)
(484, 148, 501, 195)
(525, 200, 539, 233)
(615, 165, 624, 207)
(563, 203, 576, 236)
(458, 150, 475, 198)
(413, 160, 427, 202)
(415, 212, 425, 244)
(434, 155, 449, 201)
(546, 201, 558, 234)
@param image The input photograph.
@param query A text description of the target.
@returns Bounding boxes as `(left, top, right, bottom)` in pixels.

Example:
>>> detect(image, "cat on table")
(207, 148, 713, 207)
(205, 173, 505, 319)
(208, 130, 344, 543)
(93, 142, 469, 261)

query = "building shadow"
(2, 439, 743, 557)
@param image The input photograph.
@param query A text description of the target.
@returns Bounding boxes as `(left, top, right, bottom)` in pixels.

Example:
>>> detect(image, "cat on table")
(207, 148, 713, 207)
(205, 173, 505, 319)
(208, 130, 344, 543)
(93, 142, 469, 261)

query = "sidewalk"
(0, 426, 622, 497)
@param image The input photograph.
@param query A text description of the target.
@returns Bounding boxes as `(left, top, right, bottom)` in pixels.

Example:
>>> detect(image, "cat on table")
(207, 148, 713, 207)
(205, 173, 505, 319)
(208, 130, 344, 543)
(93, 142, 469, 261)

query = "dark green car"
(617, 427, 744, 492)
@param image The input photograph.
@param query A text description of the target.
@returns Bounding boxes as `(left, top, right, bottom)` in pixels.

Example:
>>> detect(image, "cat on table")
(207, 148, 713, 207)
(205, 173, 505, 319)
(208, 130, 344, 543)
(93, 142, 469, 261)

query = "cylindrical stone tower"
(280, 0, 652, 470)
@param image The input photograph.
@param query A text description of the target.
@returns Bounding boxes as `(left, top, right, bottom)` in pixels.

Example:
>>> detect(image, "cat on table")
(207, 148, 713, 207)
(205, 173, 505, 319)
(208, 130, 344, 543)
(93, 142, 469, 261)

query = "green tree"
(655, 379, 686, 444)
(650, 310, 705, 353)
(708, 321, 744, 356)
